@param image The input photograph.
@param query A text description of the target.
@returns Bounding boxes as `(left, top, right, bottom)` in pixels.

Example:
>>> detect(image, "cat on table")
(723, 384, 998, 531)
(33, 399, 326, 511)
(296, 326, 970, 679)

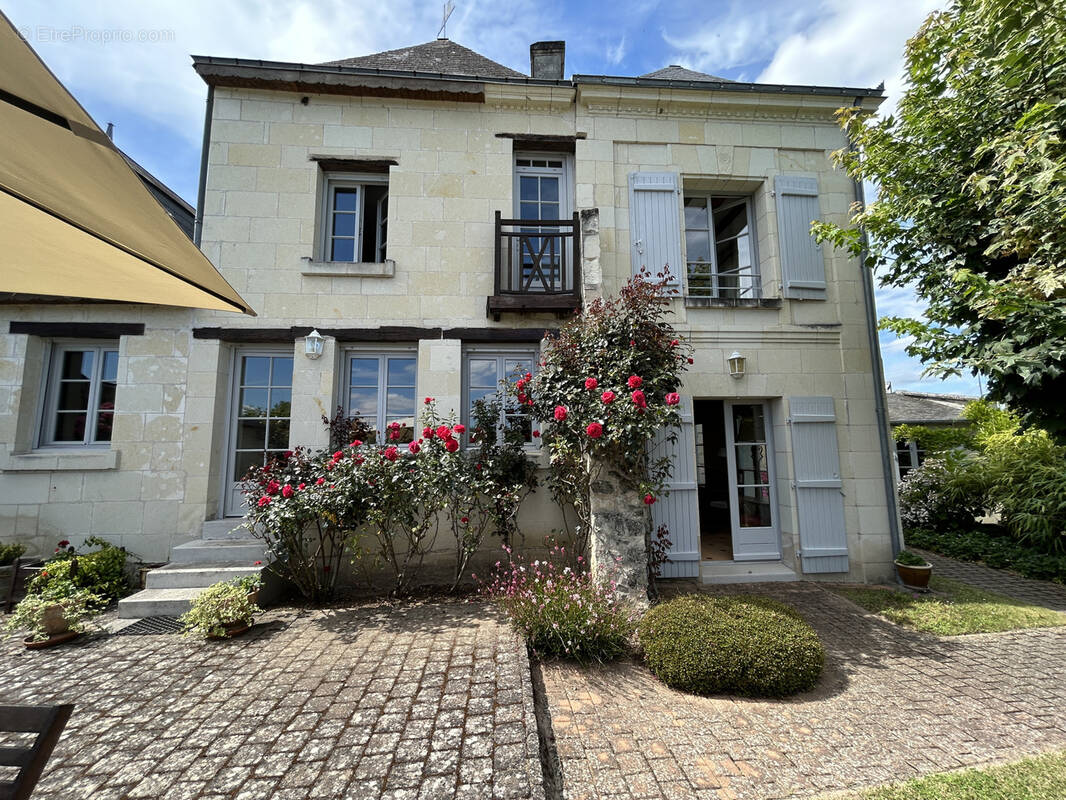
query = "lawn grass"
(832, 750, 1066, 799)
(830, 576, 1066, 635)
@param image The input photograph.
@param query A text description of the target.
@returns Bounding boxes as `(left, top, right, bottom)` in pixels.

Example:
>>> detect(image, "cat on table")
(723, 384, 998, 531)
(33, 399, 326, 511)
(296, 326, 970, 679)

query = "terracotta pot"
(895, 561, 932, 589)
(246, 590, 260, 606)
(207, 620, 252, 640)
(24, 630, 80, 649)
(40, 603, 71, 637)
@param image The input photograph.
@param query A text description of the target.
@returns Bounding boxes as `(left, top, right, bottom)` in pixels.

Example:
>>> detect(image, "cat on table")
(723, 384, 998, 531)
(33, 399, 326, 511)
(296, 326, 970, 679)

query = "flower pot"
(246, 590, 260, 606)
(40, 603, 72, 637)
(207, 620, 252, 640)
(24, 630, 80, 649)
(895, 561, 932, 589)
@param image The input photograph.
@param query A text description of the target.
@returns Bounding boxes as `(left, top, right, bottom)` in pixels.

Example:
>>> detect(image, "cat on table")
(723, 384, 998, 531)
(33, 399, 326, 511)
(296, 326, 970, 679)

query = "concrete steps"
(700, 560, 797, 584)
(170, 537, 268, 564)
(118, 587, 204, 618)
(146, 562, 264, 590)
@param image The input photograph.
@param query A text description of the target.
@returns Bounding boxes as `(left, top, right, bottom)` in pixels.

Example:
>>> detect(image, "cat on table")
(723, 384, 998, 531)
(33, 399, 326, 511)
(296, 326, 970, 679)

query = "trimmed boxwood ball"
(638, 594, 825, 697)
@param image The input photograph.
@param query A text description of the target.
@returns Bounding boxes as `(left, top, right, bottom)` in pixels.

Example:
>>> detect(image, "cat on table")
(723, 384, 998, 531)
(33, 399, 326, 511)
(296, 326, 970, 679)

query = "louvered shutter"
(789, 397, 849, 574)
(650, 397, 699, 578)
(629, 172, 682, 284)
(775, 175, 826, 299)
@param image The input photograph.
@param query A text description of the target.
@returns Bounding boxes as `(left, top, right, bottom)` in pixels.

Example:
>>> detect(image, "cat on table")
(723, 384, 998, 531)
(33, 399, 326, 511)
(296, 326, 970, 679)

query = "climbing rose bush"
(479, 543, 638, 664)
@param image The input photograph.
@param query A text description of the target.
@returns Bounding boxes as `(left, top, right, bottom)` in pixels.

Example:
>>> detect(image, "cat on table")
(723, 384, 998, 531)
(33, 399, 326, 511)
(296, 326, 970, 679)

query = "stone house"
(0, 37, 901, 600)
(887, 389, 977, 481)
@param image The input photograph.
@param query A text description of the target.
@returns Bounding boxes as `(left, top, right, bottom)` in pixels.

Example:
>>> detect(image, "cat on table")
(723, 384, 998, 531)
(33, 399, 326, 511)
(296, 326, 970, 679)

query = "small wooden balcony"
(488, 211, 581, 319)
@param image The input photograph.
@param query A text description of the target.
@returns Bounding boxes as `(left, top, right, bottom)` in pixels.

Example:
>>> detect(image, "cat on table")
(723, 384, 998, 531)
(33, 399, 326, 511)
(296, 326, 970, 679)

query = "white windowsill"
(301, 259, 395, 278)
(1, 449, 119, 472)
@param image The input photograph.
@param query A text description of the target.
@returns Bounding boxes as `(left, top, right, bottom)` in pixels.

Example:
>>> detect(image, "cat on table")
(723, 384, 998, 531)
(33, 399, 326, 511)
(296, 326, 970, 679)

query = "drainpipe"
(849, 96, 903, 562)
(193, 84, 214, 247)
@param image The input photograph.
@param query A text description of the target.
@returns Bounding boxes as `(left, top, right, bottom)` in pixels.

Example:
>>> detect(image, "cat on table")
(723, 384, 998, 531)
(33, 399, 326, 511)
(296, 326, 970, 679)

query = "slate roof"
(321, 39, 525, 79)
(886, 390, 976, 425)
(640, 65, 734, 83)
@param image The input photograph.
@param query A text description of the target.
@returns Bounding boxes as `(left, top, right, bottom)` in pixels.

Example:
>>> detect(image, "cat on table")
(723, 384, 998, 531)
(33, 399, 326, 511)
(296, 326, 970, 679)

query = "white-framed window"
(344, 350, 417, 444)
(463, 349, 538, 446)
(320, 172, 389, 263)
(38, 342, 119, 447)
(683, 194, 760, 300)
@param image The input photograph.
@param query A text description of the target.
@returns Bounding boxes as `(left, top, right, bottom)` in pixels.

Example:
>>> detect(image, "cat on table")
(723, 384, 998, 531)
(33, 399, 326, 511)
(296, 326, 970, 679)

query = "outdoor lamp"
(305, 329, 324, 359)
(727, 351, 746, 379)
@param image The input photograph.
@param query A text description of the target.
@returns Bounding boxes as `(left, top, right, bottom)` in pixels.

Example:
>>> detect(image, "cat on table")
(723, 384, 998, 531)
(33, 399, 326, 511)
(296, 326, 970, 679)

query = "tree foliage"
(815, 0, 1066, 437)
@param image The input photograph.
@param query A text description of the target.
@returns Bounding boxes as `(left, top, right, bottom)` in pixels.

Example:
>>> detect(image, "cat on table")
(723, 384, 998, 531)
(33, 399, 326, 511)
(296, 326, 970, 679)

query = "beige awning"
(0, 13, 253, 315)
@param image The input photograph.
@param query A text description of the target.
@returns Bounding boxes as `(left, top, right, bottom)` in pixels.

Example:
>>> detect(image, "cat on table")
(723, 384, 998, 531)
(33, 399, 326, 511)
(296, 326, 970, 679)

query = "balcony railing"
(489, 211, 581, 317)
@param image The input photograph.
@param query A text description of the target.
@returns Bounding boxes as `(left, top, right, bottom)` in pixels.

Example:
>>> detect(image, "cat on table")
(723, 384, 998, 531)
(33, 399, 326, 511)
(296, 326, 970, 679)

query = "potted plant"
(180, 579, 263, 640)
(894, 549, 933, 589)
(3, 589, 100, 648)
(236, 572, 264, 606)
(0, 542, 27, 591)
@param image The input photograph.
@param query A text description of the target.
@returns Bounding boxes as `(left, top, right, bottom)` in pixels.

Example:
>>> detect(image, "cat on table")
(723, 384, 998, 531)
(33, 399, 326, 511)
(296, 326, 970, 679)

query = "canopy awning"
(0, 13, 254, 315)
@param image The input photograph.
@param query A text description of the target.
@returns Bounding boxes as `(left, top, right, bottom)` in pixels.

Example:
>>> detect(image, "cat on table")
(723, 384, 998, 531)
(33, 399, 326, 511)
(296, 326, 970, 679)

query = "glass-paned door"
(465, 353, 536, 445)
(225, 352, 294, 516)
(514, 156, 570, 292)
(724, 402, 780, 560)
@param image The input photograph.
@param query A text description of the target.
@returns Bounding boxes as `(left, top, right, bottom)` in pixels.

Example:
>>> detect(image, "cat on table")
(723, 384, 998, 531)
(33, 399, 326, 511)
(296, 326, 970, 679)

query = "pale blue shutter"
(775, 175, 826, 299)
(789, 397, 849, 573)
(629, 172, 682, 284)
(650, 397, 699, 578)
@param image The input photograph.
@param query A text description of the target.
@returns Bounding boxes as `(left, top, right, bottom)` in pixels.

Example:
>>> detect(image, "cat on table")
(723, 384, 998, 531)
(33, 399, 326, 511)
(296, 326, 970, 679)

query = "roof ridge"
(320, 38, 525, 79)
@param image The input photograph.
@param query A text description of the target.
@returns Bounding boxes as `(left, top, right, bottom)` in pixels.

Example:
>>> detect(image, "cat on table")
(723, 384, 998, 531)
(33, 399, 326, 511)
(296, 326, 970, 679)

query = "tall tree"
(815, 0, 1066, 437)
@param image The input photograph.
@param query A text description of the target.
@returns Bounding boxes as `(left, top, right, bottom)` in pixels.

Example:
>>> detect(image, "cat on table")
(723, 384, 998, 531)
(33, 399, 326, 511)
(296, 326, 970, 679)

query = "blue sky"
(5, 0, 979, 396)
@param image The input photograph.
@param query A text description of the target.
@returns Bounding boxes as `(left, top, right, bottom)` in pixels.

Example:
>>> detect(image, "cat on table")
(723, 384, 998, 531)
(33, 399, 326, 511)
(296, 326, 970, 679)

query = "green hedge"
(906, 526, 1066, 585)
(638, 594, 824, 697)
(28, 537, 130, 602)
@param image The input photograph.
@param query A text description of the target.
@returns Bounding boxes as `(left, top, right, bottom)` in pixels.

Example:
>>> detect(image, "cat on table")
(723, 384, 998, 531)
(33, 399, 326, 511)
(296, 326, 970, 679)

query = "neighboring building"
(887, 389, 976, 480)
(0, 37, 900, 589)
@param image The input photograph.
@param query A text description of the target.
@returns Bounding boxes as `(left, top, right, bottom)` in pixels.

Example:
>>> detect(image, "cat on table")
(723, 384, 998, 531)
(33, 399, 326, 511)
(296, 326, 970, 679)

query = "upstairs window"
(40, 343, 119, 446)
(684, 195, 760, 300)
(321, 173, 388, 263)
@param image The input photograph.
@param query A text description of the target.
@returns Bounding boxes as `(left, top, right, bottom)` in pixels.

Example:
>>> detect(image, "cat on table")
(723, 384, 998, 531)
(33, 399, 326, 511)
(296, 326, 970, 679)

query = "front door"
(724, 402, 781, 560)
(223, 351, 294, 517)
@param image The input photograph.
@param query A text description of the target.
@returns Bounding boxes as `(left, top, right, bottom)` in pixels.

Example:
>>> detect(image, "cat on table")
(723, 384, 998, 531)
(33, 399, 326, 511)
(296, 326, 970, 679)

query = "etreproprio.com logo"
(18, 25, 176, 44)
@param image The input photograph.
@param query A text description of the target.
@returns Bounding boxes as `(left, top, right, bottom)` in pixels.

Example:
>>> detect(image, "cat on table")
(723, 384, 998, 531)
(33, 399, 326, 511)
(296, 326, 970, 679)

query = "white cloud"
(606, 35, 627, 66)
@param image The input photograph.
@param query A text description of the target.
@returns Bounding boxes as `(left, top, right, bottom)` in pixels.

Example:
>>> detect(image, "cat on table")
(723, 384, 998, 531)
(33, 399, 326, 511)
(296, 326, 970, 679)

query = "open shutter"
(629, 172, 682, 284)
(650, 397, 699, 578)
(775, 175, 826, 299)
(789, 397, 849, 574)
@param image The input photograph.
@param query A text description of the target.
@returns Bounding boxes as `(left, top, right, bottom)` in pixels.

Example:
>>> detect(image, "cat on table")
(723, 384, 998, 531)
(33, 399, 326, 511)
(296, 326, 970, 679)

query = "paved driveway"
(1, 601, 544, 800)
(542, 580, 1066, 800)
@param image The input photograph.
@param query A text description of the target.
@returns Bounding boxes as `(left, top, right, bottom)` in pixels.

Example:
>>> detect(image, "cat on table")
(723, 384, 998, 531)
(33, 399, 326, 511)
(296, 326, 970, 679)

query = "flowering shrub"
(511, 268, 691, 562)
(479, 544, 638, 664)
(28, 537, 130, 603)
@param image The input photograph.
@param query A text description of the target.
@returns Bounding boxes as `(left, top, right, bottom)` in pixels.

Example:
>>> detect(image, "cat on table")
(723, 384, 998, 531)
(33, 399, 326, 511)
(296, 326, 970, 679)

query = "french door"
(223, 351, 294, 517)
(724, 402, 781, 560)
(513, 154, 572, 292)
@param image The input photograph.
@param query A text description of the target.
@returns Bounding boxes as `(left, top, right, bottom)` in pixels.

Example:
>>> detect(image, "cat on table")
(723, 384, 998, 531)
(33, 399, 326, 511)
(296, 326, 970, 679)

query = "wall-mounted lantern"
(304, 329, 324, 360)
(727, 351, 746, 379)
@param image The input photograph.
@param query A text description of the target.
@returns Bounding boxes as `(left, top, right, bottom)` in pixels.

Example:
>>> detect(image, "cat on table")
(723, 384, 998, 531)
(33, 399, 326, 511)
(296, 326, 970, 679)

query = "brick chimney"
(530, 41, 565, 79)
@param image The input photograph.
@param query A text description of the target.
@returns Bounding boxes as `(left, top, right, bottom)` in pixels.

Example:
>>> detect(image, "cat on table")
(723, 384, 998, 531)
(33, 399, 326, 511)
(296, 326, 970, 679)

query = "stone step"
(146, 562, 264, 590)
(171, 538, 267, 564)
(700, 560, 798, 585)
(118, 587, 203, 618)
(201, 518, 250, 540)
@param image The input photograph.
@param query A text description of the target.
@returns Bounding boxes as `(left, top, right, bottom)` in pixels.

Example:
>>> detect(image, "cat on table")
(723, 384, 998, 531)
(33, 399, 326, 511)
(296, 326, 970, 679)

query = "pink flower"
(350, 439, 363, 448)
(670, 339, 679, 347)
(333, 451, 343, 460)
(298, 483, 306, 490)
(257, 496, 271, 507)
(254, 561, 262, 566)
(384, 446, 399, 461)
(584, 377, 598, 390)
(445, 439, 459, 453)
(453, 424, 466, 434)
(436, 425, 451, 440)
(586, 422, 603, 439)
(601, 390, 615, 405)
(644, 494, 656, 505)
(627, 375, 643, 389)
(553, 406, 568, 421)
(631, 389, 647, 409)
(408, 441, 421, 454)
(316, 477, 325, 485)
(424, 397, 434, 405)
(665, 392, 680, 406)
(281, 484, 294, 498)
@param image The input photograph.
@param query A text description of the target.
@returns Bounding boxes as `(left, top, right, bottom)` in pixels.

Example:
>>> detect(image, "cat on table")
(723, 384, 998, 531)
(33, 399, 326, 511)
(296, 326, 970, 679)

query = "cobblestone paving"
(912, 547, 1066, 611)
(1, 601, 544, 800)
(542, 581, 1066, 800)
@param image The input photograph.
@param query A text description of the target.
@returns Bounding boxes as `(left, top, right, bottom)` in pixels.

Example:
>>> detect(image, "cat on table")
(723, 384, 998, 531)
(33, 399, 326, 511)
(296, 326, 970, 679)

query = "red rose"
(670, 339, 679, 347)
(687, 357, 694, 364)
(384, 446, 399, 461)
(444, 439, 459, 453)
(630, 340, 636, 346)
(57, 540, 70, 548)
(350, 439, 363, 448)
(516, 378, 527, 391)
(316, 477, 326, 485)
(436, 425, 451, 440)
(281, 484, 294, 498)
(423, 426, 434, 439)
(517, 392, 528, 404)
(284, 450, 294, 458)
(532, 430, 541, 438)
(584, 377, 598, 390)
(553, 406, 568, 421)
(627, 375, 643, 389)
(424, 397, 434, 404)
(257, 496, 271, 507)
(601, 390, 615, 404)
(266, 480, 280, 495)
(586, 422, 603, 439)
(254, 561, 262, 566)
(525, 372, 532, 380)
(665, 392, 680, 406)
(408, 441, 421, 454)
(644, 494, 656, 505)
(460, 517, 469, 524)
(333, 451, 343, 460)
(631, 390, 647, 409)
(453, 424, 466, 434)
(298, 483, 306, 490)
